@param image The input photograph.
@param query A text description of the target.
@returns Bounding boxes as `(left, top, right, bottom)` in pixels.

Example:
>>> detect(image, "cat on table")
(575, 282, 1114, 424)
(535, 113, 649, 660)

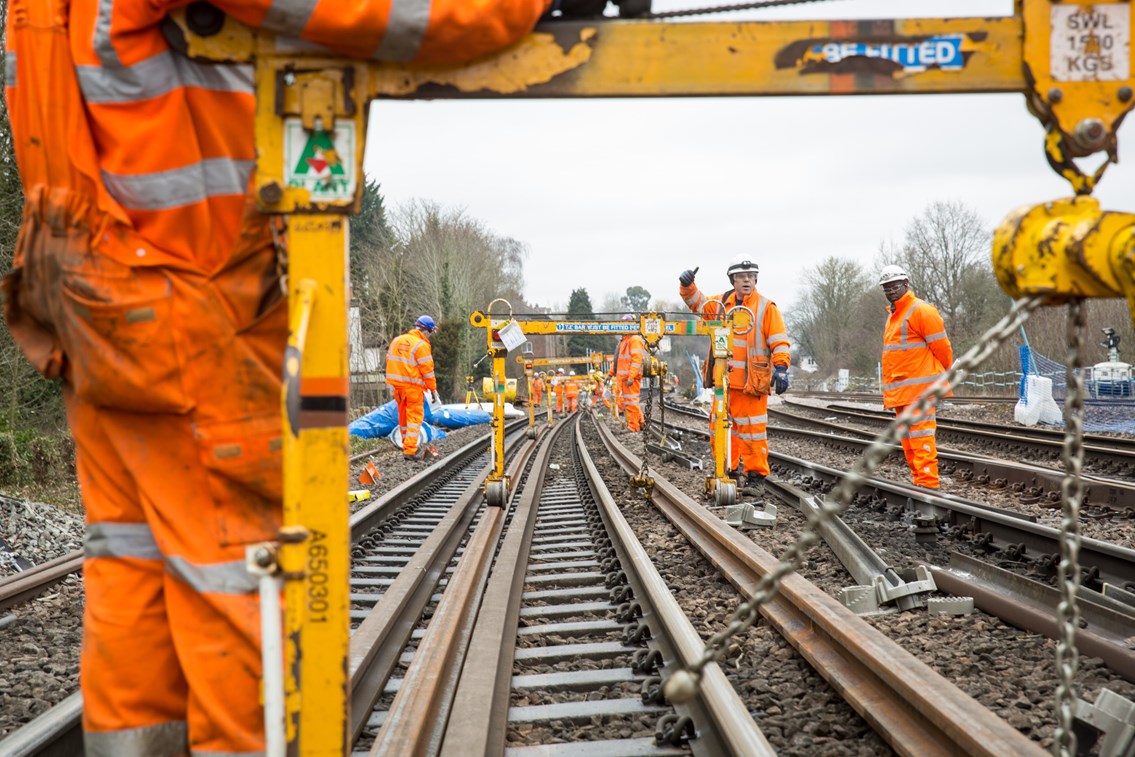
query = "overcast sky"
(363, 0, 1135, 316)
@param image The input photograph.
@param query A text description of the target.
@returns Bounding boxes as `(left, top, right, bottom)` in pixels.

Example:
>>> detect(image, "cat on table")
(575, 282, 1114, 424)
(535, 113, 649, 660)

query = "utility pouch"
(744, 355, 772, 397)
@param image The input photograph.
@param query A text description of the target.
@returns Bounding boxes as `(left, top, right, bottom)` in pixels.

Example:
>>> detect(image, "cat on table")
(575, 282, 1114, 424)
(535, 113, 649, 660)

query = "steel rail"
(439, 417, 573, 755)
(369, 425, 548, 754)
(765, 448, 1135, 589)
(0, 550, 83, 613)
(0, 692, 84, 757)
(923, 553, 1135, 683)
(576, 420, 775, 756)
(784, 401, 1135, 474)
(593, 418, 1045, 757)
(764, 416, 1135, 512)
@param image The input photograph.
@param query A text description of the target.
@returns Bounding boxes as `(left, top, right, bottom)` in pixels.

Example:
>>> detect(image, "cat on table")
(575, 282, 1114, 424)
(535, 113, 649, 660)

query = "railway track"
(4, 405, 1135, 754)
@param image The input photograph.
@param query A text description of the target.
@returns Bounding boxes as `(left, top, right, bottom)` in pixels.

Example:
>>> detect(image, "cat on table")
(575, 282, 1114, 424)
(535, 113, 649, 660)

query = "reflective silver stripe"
(5, 51, 15, 88)
(737, 432, 768, 441)
(732, 414, 768, 425)
(751, 297, 769, 357)
(85, 719, 188, 757)
(883, 342, 930, 352)
(387, 355, 415, 365)
(728, 359, 746, 370)
(772, 345, 791, 356)
(906, 428, 936, 439)
(420, 371, 435, 379)
(386, 374, 427, 387)
(925, 331, 948, 342)
(166, 556, 258, 595)
(94, 0, 122, 68)
(262, 0, 319, 37)
(882, 373, 942, 391)
(77, 55, 253, 104)
(766, 332, 788, 343)
(86, 522, 162, 560)
(682, 292, 702, 307)
(732, 338, 748, 349)
(101, 159, 254, 211)
(373, 0, 432, 62)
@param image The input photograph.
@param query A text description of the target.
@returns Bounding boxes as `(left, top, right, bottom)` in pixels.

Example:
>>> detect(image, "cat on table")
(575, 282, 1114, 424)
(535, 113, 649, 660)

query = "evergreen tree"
(565, 288, 609, 357)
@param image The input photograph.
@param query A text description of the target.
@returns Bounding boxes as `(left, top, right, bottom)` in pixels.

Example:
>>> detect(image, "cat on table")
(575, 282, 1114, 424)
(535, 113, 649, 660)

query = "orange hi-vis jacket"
(613, 334, 645, 385)
(385, 328, 438, 392)
(680, 283, 791, 391)
(882, 290, 953, 409)
(3, 0, 550, 275)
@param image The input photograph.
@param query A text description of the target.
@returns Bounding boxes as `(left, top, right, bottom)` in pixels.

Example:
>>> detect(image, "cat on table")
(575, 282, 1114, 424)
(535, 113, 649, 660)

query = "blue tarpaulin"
(348, 401, 492, 440)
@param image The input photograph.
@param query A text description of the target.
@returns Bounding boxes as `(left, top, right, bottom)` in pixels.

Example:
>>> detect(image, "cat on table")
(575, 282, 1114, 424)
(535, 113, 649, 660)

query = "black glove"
(773, 366, 789, 395)
(679, 266, 699, 287)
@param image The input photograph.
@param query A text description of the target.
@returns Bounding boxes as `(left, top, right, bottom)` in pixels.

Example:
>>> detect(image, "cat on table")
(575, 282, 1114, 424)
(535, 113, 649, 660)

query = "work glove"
(679, 267, 699, 287)
(431, 390, 442, 405)
(773, 366, 789, 395)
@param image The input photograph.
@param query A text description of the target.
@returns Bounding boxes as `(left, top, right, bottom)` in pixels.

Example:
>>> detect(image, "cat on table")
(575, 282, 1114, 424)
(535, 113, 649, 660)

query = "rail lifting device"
(471, 301, 744, 508)
(170, 0, 1134, 752)
(516, 352, 613, 433)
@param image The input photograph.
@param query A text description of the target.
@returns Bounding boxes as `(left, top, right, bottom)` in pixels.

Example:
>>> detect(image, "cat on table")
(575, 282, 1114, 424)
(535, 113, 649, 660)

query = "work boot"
(403, 447, 424, 462)
(739, 473, 766, 498)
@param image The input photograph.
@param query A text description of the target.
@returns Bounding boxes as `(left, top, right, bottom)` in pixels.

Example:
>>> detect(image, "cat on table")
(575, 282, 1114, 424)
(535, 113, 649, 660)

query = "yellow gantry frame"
(171, 0, 1133, 751)
(516, 353, 614, 434)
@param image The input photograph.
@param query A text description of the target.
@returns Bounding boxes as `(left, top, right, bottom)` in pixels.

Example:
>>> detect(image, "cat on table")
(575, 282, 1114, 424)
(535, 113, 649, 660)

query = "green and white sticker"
(283, 118, 357, 202)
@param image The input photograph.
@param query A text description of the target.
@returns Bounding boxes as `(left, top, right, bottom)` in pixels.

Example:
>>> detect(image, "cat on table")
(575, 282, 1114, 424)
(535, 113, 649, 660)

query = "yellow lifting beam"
(515, 353, 612, 437)
(169, 1, 1133, 752)
(470, 304, 742, 507)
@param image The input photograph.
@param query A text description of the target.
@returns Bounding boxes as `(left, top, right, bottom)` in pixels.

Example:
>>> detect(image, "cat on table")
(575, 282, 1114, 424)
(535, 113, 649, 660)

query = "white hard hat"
(879, 264, 910, 286)
(557, 368, 565, 374)
(621, 313, 635, 321)
(726, 254, 759, 280)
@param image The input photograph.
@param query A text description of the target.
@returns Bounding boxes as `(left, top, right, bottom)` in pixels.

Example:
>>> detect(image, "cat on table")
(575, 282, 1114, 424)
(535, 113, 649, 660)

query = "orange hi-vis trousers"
(896, 404, 940, 488)
(394, 385, 426, 456)
(712, 390, 771, 477)
(12, 217, 288, 756)
(619, 380, 644, 431)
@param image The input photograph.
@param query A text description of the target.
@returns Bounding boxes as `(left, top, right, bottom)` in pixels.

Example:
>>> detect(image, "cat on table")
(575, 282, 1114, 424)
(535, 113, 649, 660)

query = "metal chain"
(641, 360, 654, 476)
(1054, 298, 1086, 757)
(675, 296, 1046, 682)
(646, 0, 840, 20)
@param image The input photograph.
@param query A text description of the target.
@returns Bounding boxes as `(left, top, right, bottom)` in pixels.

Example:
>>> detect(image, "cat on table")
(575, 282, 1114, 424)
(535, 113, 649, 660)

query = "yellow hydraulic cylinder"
(993, 196, 1135, 331)
(281, 218, 350, 754)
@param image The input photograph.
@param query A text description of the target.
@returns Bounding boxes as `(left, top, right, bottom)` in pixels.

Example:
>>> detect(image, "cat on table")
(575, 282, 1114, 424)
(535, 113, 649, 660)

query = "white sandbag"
(1015, 376, 1062, 427)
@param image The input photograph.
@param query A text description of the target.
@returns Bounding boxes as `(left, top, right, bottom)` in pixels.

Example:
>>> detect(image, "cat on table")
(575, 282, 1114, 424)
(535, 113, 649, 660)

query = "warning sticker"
(1050, 4, 1130, 81)
(283, 118, 357, 202)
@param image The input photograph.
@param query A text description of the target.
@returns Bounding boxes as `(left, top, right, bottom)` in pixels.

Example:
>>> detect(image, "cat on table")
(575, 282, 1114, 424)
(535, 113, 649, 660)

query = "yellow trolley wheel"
(526, 427, 537, 440)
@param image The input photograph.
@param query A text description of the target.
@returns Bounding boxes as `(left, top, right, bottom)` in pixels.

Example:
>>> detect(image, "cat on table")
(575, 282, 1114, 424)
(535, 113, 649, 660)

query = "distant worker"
(879, 266, 953, 489)
(386, 316, 443, 461)
(532, 373, 546, 406)
(1, 0, 551, 752)
(613, 314, 646, 431)
(566, 372, 580, 412)
(553, 368, 567, 413)
(680, 257, 791, 495)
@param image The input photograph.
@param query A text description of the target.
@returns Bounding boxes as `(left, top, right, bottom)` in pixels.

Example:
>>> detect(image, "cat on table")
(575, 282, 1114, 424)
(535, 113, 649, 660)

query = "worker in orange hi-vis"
(879, 265, 954, 489)
(613, 314, 646, 431)
(565, 372, 581, 411)
(385, 316, 442, 461)
(0, 0, 551, 753)
(553, 368, 567, 413)
(531, 373, 545, 406)
(680, 257, 792, 497)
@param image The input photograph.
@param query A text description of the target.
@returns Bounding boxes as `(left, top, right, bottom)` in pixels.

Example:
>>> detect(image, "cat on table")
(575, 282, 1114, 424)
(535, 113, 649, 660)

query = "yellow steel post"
(281, 219, 350, 754)
(546, 374, 556, 427)
(524, 362, 536, 438)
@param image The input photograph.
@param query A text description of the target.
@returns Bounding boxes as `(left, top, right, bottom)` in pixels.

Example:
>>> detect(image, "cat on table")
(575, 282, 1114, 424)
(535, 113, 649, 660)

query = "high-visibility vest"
(4, 0, 549, 272)
(680, 284, 791, 391)
(385, 328, 436, 391)
(881, 291, 953, 408)
(614, 335, 645, 384)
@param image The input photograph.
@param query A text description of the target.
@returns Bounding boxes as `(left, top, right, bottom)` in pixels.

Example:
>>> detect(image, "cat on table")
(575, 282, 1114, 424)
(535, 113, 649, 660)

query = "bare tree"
(786, 256, 874, 376)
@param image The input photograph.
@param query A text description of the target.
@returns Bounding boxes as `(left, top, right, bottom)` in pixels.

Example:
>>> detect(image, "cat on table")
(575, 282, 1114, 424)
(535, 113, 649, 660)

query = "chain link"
(646, 0, 840, 20)
(683, 296, 1046, 678)
(1054, 299, 1086, 757)
(641, 354, 655, 479)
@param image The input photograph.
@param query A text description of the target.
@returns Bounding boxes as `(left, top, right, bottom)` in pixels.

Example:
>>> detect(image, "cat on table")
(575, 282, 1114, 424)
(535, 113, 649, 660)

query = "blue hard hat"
(415, 315, 437, 332)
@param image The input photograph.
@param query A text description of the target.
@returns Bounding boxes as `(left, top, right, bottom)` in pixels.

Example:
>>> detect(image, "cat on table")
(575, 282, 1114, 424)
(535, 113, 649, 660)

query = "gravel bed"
(596, 410, 1135, 754)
